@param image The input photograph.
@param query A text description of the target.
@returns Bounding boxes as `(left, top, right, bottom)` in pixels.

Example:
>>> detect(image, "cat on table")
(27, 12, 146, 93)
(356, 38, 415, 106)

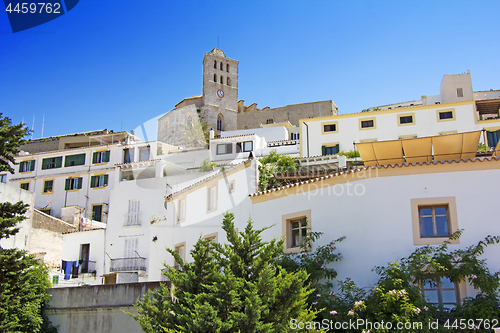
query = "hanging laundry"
(64, 261, 73, 280)
(61, 260, 67, 273)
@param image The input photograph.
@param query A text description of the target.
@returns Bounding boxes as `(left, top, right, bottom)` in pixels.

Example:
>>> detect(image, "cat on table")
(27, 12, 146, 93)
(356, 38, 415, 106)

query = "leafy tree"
(133, 213, 323, 333)
(199, 158, 217, 172)
(258, 150, 298, 191)
(0, 114, 56, 332)
(0, 113, 30, 173)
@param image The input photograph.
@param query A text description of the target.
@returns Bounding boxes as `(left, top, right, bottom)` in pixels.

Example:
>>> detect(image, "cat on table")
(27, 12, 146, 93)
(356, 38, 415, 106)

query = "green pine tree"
(0, 114, 57, 332)
(133, 213, 323, 333)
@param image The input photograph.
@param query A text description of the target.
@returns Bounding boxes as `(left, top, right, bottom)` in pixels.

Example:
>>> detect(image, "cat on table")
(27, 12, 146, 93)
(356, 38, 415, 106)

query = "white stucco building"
(300, 100, 500, 158)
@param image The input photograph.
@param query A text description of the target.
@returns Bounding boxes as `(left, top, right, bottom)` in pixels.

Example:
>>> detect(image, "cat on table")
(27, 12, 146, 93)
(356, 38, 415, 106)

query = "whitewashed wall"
(148, 161, 258, 281)
(249, 163, 500, 298)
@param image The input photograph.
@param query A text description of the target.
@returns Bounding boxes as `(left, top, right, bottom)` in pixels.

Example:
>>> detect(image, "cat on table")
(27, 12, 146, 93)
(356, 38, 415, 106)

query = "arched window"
(214, 74, 217, 82)
(226, 64, 229, 72)
(214, 60, 217, 69)
(220, 62, 223, 70)
(227, 77, 231, 86)
(217, 113, 224, 131)
(220, 76, 223, 84)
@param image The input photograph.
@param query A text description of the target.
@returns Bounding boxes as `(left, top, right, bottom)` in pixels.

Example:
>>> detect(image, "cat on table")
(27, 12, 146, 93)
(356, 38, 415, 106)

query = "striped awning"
(356, 131, 481, 166)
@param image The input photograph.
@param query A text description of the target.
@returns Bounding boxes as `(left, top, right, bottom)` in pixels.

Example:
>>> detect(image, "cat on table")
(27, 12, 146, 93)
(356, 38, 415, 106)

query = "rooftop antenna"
(41, 114, 45, 138)
(31, 115, 35, 139)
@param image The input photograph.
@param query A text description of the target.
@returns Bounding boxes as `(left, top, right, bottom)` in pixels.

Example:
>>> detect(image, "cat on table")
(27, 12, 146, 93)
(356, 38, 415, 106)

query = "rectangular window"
(43, 180, 54, 194)
(439, 111, 453, 120)
(486, 129, 500, 148)
(123, 149, 134, 163)
(216, 143, 232, 155)
(290, 218, 308, 248)
(91, 204, 103, 222)
(321, 121, 338, 134)
(65, 177, 83, 191)
(361, 120, 374, 128)
(90, 174, 108, 188)
(173, 244, 185, 270)
(457, 88, 463, 98)
(39, 208, 51, 215)
(207, 186, 217, 212)
(323, 124, 336, 132)
(124, 237, 139, 258)
(322, 144, 339, 156)
(19, 160, 35, 173)
(399, 115, 413, 124)
(139, 147, 150, 161)
(282, 210, 312, 253)
(20, 182, 30, 191)
(92, 151, 110, 164)
(64, 153, 86, 167)
(228, 180, 235, 194)
(0, 174, 6, 183)
(237, 141, 253, 152)
(437, 109, 455, 122)
(126, 200, 141, 226)
(177, 199, 186, 223)
(419, 206, 449, 237)
(411, 197, 459, 246)
(422, 276, 458, 309)
(41, 157, 62, 170)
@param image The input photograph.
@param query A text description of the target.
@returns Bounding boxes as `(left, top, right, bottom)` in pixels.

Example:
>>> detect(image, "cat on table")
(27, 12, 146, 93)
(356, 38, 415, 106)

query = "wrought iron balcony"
(110, 257, 146, 272)
(80, 260, 97, 274)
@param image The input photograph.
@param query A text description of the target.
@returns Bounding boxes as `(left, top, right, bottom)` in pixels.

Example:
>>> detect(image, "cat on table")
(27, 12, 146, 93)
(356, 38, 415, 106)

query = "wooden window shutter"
(77, 177, 83, 189)
(65, 179, 70, 190)
(90, 176, 96, 188)
(92, 152, 98, 163)
(105, 151, 110, 162)
(30, 161, 35, 171)
(104, 174, 108, 186)
(335, 144, 340, 154)
(321, 146, 326, 156)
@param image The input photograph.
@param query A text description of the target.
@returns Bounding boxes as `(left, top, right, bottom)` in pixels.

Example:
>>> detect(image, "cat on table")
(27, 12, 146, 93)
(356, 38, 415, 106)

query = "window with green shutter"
(92, 151, 110, 164)
(64, 153, 86, 167)
(41, 157, 62, 170)
(92, 204, 103, 222)
(20, 182, 30, 191)
(322, 144, 339, 156)
(65, 177, 83, 190)
(43, 180, 54, 193)
(486, 130, 500, 148)
(90, 174, 108, 188)
(19, 160, 35, 173)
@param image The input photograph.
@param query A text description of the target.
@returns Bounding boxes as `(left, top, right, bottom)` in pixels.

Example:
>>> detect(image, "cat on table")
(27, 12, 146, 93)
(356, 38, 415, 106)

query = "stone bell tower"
(200, 48, 238, 132)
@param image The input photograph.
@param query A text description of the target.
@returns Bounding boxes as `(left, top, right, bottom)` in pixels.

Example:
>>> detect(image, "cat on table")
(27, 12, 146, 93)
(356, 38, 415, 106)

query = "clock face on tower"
(217, 90, 224, 98)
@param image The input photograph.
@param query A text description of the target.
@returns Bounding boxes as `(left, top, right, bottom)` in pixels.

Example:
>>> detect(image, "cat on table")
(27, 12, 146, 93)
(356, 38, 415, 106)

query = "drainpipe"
(303, 122, 310, 157)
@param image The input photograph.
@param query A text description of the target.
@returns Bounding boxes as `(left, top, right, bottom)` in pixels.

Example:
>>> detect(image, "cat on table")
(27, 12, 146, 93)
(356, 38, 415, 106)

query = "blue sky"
(1, 1, 499, 140)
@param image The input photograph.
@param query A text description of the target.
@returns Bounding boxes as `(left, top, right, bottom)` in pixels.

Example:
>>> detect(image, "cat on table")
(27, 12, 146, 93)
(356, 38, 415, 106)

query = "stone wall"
(237, 100, 337, 129)
(45, 282, 164, 333)
(32, 209, 76, 233)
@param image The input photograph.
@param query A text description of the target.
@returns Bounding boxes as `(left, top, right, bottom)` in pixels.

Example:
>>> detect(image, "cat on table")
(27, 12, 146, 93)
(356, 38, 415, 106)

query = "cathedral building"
(157, 48, 337, 146)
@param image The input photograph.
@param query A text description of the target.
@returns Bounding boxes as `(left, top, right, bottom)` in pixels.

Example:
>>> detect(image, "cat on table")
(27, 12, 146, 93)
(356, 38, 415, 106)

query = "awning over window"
(493, 140, 500, 157)
(356, 131, 481, 166)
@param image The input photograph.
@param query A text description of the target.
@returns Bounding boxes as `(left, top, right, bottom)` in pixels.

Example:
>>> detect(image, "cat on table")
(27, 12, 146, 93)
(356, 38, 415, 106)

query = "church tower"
(201, 48, 238, 132)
